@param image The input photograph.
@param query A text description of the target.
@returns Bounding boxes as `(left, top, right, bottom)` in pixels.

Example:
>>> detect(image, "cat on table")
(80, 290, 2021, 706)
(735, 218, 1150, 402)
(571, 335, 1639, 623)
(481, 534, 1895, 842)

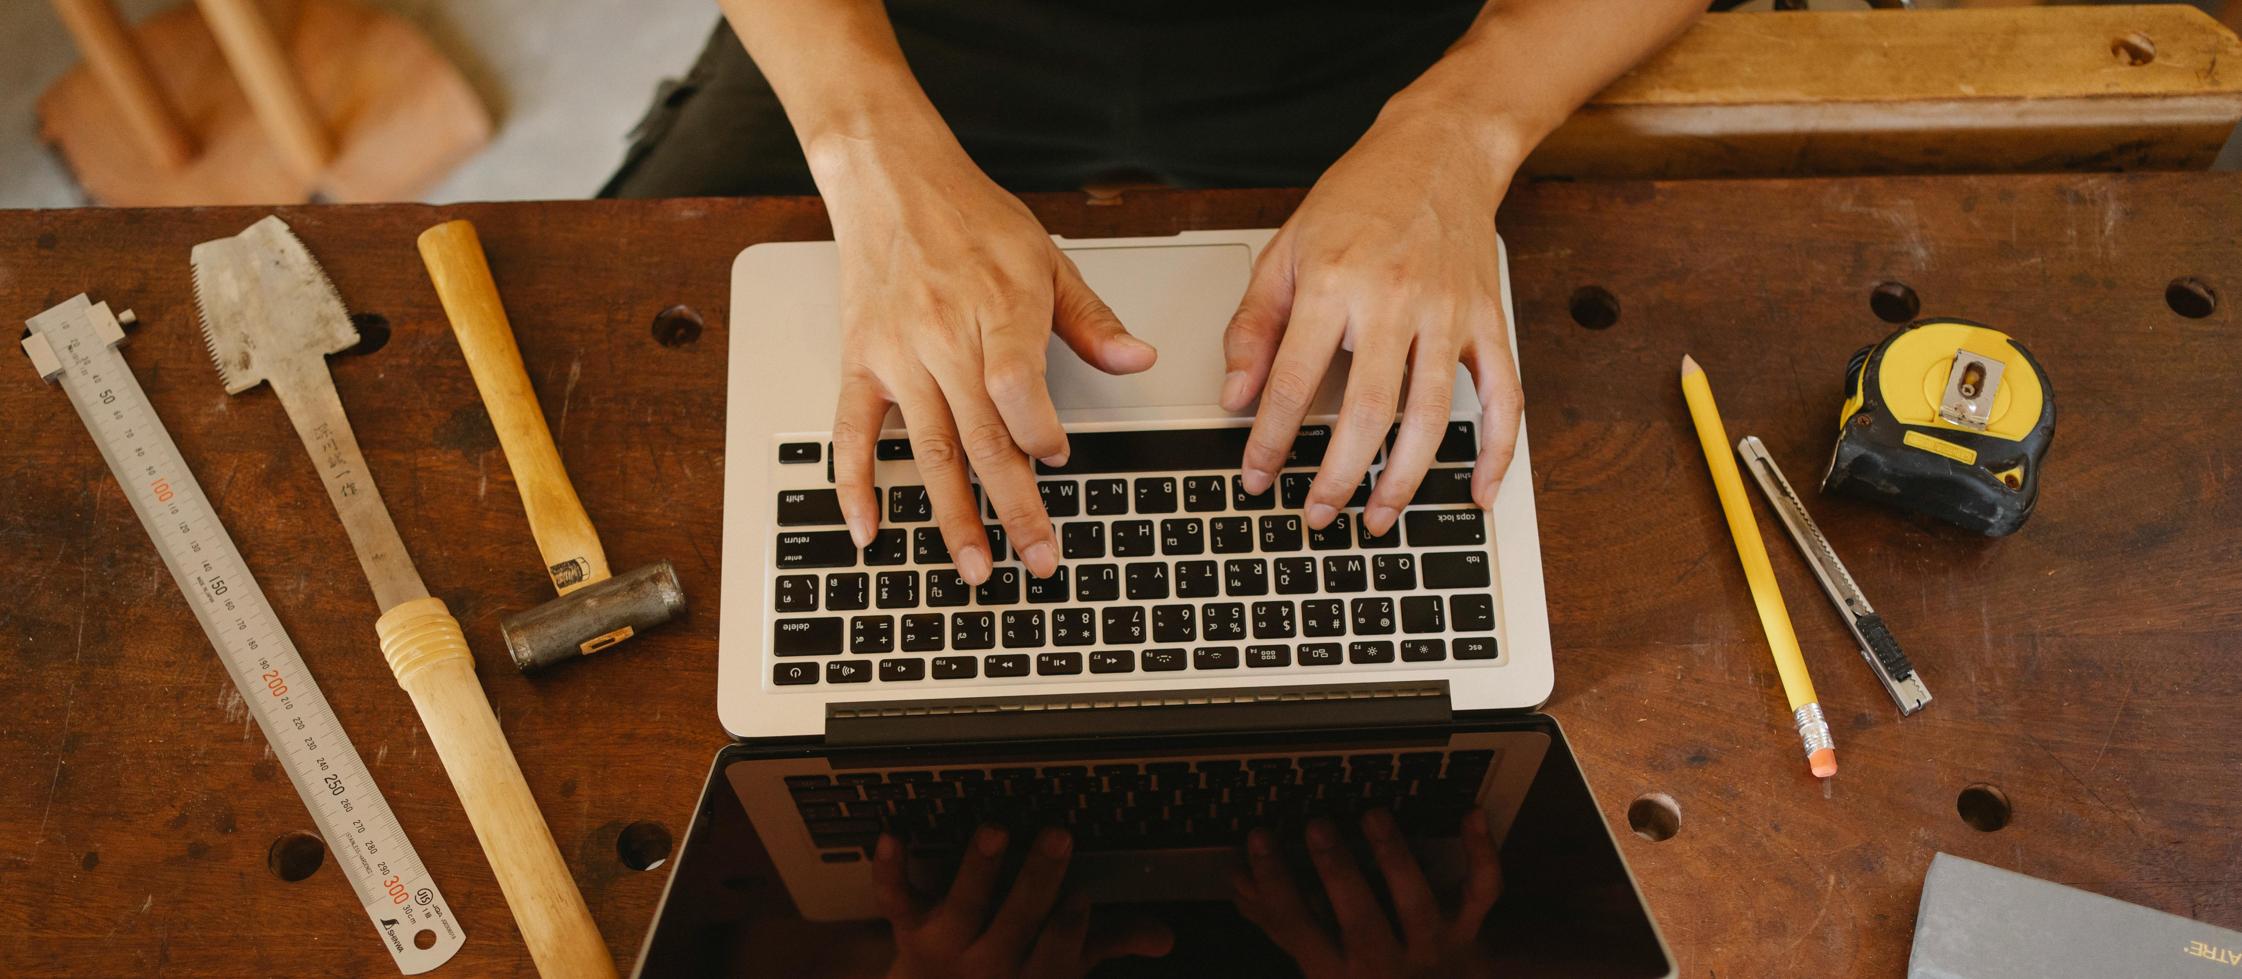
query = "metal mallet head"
(501, 561, 685, 673)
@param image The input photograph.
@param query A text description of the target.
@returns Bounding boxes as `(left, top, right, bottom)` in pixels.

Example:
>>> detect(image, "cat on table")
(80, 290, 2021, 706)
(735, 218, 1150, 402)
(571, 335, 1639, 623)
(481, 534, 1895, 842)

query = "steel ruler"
(23, 295, 465, 974)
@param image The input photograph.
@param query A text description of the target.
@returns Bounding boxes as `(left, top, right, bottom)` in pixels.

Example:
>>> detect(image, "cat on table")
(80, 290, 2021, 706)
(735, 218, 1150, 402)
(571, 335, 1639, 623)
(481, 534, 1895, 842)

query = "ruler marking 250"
(24, 295, 465, 974)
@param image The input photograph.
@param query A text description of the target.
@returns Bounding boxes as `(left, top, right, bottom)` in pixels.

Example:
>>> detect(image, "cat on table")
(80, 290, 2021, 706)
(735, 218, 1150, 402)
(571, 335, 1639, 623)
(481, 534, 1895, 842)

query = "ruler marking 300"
(24, 295, 464, 974)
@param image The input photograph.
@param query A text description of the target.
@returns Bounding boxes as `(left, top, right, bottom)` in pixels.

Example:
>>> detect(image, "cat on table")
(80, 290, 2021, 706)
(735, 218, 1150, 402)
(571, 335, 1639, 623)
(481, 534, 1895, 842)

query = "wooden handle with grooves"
(375, 597, 617, 979)
(50, 0, 198, 169)
(418, 219, 611, 592)
(194, 0, 332, 181)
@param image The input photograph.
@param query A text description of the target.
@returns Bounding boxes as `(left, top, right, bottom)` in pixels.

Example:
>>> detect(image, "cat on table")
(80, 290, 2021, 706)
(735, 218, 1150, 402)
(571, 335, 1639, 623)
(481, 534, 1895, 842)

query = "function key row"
(788, 422, 1476, 476)
(773, 636, 1499, 686)
(774, 551, 1493, 612)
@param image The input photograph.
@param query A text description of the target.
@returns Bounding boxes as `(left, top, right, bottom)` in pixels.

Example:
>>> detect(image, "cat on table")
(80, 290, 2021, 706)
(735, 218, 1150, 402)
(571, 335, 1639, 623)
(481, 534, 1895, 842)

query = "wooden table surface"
(3, 176, 2238, 977)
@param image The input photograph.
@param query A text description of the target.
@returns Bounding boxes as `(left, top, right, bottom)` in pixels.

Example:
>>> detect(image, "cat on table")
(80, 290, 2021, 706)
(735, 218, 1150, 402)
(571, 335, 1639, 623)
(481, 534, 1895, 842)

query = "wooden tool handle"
(194, 0, 332, 181)
(375, 597, 617, 979)
(50, 0, 197, 169)
(417, 220, 611, 592)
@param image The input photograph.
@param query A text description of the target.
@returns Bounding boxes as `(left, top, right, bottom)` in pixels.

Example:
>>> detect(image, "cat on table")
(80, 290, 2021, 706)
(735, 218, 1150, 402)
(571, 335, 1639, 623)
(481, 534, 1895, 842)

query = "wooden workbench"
(3, 176, 2237, 977)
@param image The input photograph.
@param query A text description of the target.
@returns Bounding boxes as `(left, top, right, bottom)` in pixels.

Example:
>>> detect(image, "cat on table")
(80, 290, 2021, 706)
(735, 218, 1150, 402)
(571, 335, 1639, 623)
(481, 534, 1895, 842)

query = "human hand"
(1231, 809, 1501, 979)
(876, 825, 1173, 979)
(1221, 108, 1522, 536)
(822, 141, 1157, 585)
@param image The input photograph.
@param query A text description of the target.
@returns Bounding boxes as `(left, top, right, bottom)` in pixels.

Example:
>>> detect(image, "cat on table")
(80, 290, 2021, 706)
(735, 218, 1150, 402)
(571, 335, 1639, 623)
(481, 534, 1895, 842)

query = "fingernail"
(1365, 505, 1395, 534)
(956, 545, 991, 585)
(1476, 479, 1501, 509)
(1305, 820, 1338, 851)
(1220, 370, 1250, 408)
(1117, 335, 1155, 355)
(1040, 452, 1069, 468)
(847, 519, 873, 550)
(1039, 828, 1073, 857)
(1247, 829, 1273, 856)
(1241, 467, 1271, 495)
(876, 834, 899, 860)
(1306, 502, 1337, 528)
(1465, 809, 1489, 833)
(1023, 540, 1058, 577)
(975, 825, 1008, 856)
(1363, 809, 1395, 841)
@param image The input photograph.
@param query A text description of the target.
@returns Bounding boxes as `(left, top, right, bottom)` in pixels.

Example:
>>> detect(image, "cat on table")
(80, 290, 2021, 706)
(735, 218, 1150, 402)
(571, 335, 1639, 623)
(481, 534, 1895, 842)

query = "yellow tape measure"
(1823, 318, 2055, 536)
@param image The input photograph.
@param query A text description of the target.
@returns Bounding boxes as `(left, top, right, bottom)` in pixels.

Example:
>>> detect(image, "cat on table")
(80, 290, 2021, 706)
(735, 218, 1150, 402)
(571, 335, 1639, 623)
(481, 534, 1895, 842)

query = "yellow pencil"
(1680, 355, 1836, 779)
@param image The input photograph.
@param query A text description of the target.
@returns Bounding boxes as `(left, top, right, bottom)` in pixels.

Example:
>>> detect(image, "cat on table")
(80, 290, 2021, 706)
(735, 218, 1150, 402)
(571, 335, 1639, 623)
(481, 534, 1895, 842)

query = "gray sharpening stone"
(1910, 852, 2242, 978)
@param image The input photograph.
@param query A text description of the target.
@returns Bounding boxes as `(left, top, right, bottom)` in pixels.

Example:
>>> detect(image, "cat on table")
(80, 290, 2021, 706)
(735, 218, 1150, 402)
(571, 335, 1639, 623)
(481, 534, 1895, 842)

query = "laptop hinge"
(824, 681, 1451, 747)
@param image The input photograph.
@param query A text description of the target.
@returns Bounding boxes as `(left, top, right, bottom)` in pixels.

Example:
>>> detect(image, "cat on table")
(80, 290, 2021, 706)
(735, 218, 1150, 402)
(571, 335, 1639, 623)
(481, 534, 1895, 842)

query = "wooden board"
(1, 176, 2238, 976)
(1534, 5, 2242, 177)
(35, 0, 490, 206)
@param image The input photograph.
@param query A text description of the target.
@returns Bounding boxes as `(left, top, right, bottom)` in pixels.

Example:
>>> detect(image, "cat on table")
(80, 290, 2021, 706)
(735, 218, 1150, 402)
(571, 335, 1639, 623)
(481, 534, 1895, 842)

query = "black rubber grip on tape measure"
(1854, 613, 1915, 681)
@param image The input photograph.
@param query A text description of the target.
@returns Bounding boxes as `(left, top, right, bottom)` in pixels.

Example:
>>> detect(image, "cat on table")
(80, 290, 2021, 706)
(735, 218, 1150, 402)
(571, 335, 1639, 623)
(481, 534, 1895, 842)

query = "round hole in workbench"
(1626, 793, 1680, 842)
(267, 831, 326, 882)
(1869, 282, 1920, 324)
(652, 305, 704, 347)
(618, 820, 675, 871)
(2166, 277, 2218, 319)
(343, 314, 391, 356)
(1957, 783, 2012, 832)
(1569, 286, 1619, 330)
(414, 929, 436, 950)
(2112, 33, 2156, 67)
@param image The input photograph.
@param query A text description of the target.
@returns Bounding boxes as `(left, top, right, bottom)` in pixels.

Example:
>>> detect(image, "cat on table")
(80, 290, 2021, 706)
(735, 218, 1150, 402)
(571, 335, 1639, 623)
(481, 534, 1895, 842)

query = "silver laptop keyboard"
(767, 423, 1500, 688)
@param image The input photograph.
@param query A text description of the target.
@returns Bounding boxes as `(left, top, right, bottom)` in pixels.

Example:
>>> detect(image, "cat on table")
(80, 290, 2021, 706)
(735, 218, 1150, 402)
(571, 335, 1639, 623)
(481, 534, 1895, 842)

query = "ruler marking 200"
(24, 296, 465, 974)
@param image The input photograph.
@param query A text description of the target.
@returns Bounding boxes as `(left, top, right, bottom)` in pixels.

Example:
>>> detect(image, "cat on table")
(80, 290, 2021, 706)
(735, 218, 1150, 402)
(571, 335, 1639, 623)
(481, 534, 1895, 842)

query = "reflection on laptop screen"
(636, 715, 1672, 979)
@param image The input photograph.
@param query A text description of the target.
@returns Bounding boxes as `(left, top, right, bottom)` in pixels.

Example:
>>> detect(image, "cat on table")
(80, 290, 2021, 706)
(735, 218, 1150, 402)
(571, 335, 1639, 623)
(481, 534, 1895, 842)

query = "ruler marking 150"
(24, 295, 465, 974)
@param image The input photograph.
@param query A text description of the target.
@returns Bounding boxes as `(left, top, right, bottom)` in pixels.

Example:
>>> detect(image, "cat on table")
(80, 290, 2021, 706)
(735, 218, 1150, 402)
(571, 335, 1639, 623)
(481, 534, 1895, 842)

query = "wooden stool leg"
(195, 0, 334, 182)
(49, 0, 197, 170)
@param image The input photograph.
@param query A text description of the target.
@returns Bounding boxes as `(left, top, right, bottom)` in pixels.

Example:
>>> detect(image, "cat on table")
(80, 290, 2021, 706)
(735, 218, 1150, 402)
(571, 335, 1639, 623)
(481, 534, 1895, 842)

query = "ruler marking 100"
(24, 296, 464, 974)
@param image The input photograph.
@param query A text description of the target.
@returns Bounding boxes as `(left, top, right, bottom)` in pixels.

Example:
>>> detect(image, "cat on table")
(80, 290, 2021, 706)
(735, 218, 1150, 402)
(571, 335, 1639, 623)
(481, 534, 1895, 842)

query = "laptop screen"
(635, 715, 1672, 978)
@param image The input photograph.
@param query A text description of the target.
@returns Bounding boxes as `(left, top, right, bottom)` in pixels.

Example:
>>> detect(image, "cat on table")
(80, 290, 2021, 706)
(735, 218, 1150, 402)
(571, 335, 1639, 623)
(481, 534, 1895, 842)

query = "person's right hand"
(875, 826, 1174, 979)
(1230, 809, 1501, 979)
(823, 144, 1158, 585)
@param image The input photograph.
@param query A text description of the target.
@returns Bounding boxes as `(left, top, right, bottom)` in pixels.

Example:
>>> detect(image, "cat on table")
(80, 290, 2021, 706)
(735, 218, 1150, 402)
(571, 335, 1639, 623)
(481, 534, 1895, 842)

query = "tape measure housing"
(1823, 318, 2054, 537)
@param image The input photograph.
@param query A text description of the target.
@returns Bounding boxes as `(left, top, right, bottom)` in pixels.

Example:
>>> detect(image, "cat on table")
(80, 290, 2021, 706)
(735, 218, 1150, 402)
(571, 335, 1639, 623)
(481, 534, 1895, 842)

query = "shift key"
(1404, 509, 1485, 547)
(777, 530, 857, 568)
(778, 488, 845, 526)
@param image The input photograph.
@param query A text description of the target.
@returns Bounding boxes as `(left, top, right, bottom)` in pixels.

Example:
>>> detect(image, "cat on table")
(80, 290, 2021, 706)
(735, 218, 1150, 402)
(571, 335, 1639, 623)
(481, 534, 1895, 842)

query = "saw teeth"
(188, 254, 252, 393)
(189, 263, 233, 389)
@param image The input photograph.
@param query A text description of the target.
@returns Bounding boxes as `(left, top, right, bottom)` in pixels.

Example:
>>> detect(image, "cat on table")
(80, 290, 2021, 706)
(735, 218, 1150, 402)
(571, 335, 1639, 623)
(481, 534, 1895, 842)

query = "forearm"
(714, 0, 969, 191)
(1386, 0, 1705, 172)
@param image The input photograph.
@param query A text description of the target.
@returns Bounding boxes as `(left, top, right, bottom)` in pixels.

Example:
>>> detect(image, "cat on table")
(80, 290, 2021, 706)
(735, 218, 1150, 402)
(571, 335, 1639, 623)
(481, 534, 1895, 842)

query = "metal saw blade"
(189, 215, 361, 394)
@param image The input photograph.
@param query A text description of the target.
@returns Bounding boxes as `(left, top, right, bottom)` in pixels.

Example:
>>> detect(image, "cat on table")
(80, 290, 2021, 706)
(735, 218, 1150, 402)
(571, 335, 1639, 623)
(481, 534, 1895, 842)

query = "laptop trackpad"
(1049, 242, 1338, 414)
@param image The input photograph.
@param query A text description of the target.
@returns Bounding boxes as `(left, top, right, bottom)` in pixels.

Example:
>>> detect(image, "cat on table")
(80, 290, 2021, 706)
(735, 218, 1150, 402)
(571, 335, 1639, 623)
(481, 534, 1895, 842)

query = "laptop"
(682, 230, 1664, 972)
(718, 229, 1552, 742)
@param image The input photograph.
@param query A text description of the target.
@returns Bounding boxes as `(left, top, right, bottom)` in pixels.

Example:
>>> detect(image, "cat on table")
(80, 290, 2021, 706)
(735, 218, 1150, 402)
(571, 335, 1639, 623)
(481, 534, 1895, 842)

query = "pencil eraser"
(1809, 748, 1837, 779)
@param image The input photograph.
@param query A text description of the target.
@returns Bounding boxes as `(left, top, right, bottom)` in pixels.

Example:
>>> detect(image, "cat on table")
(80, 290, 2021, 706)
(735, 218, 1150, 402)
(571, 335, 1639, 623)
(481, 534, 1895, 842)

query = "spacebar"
(1037, 426, 1328, 475)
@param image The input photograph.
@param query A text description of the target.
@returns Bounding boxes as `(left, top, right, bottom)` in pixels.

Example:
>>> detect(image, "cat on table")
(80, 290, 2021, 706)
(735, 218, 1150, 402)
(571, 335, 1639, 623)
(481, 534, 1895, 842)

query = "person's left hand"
(1221, 107, 1523, 536)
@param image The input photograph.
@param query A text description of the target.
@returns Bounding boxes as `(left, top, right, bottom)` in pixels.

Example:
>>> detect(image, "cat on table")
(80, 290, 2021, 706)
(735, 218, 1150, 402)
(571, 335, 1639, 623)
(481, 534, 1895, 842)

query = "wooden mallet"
(417, 220, 685, 673)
